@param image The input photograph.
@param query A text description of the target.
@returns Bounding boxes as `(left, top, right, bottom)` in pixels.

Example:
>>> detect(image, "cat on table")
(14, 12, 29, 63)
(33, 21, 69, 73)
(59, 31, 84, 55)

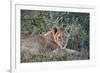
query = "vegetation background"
(21, 10, 90, 63)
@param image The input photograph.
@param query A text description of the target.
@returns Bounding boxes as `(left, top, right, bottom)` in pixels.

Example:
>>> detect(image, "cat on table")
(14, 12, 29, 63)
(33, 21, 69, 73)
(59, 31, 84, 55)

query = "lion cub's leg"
(53, 48, 80, 55)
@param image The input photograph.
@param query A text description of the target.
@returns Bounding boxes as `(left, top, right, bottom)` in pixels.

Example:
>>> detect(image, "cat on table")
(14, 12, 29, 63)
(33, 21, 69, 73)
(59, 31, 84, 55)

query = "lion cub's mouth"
(63, 46, 66, 49)
(60, 45, 66, 49)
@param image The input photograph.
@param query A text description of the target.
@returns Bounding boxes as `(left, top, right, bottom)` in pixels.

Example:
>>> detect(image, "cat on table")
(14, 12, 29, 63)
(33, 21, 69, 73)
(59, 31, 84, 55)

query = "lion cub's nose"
(62, 44, 65, 48)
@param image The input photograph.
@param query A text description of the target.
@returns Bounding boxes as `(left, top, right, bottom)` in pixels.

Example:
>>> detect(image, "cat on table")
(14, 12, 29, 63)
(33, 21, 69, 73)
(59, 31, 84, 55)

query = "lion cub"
(21, 26, 71, 54)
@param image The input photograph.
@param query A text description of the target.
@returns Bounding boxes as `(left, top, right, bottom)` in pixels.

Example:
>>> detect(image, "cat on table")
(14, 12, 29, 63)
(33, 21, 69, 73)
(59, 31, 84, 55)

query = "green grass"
(21, 48, 89, 63)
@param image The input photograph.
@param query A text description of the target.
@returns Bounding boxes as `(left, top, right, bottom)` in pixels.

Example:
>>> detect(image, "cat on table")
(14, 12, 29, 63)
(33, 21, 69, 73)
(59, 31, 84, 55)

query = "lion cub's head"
(52, 26, 71, 49)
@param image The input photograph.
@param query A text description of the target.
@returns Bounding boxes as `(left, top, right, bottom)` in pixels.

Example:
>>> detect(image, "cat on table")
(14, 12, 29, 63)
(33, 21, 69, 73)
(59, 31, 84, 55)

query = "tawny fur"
(21, 26, 79, 55)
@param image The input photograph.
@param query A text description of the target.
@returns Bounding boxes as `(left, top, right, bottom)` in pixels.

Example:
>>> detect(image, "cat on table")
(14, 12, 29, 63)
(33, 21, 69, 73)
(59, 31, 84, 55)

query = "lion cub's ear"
(52, 26, 59, 34)
(66, 28, 71, 33)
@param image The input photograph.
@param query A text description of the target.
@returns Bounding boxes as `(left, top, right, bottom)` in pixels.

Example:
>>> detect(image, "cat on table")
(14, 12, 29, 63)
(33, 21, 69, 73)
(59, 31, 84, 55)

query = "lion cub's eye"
(58, 36, 61, 39)
(64, 36, 67, 38)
